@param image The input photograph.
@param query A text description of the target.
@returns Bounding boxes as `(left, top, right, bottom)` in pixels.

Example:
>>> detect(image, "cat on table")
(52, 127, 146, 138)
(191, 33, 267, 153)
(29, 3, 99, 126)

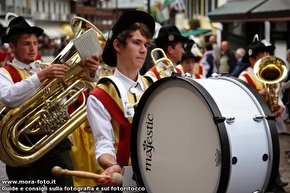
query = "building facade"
(208, 0, 290, 60)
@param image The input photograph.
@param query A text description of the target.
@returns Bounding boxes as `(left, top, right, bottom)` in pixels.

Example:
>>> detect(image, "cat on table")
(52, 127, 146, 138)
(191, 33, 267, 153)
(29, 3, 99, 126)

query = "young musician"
(176, 40, 202, 79)
(86, 10, 155, 189)
(0, 15, 99, 192)
(238, 35, 288, 192)
(145, 24, 187, 80)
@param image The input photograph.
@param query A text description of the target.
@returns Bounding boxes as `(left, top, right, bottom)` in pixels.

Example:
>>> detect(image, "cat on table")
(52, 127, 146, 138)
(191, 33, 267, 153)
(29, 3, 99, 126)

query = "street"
(279, 131, 290, 193)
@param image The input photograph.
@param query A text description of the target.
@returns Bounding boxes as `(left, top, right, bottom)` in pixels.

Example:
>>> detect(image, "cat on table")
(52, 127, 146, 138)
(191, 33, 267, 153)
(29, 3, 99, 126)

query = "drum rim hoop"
(131, 76, 231, 193)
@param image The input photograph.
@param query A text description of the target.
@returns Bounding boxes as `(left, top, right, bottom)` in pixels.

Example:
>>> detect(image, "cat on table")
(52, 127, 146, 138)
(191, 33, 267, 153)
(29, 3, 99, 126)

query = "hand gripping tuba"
(0, 17, 107, 167)
(253, 55, 288, 112)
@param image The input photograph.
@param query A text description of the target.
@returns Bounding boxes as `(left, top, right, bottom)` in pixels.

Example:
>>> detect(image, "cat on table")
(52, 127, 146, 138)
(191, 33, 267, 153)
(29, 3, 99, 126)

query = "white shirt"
(0, 58, 41, 107)
(87, 69, 146, 163)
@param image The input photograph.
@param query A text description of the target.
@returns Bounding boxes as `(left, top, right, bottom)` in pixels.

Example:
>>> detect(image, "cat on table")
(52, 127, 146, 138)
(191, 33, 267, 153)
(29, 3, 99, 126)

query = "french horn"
(0, 17, 106, 167)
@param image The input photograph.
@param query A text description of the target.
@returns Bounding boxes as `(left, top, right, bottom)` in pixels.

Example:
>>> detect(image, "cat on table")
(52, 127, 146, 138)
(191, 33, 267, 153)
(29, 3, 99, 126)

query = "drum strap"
(90, 87, 131, 166)
(3, 64, 22, 83)
(243, 73, 257, 90)
(102, 76, 135, 118)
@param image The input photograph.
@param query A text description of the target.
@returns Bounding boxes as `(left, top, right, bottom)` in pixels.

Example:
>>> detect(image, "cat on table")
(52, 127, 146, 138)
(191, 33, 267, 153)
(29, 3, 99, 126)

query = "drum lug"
(253, 114, 276, 122)
(225, 117, 235, 125)
(253, 115, 266, 122)
(210, 72, 221, 78)
(214, 116, 226, 124)
(214, 116, 235, 124)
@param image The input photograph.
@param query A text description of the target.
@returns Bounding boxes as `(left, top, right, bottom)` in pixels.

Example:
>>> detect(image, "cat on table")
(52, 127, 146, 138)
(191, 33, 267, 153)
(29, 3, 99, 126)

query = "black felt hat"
(102, 10, 155, 67)
(2, 16, 43, 43)
(246, 36, 275, 57)
(181, 39, 201, 62)
(155, 24, 188, 47)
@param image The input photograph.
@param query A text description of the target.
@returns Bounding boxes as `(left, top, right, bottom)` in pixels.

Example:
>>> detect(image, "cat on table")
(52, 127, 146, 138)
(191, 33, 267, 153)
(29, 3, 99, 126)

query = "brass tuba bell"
(0, 17, 106, 167)
(253, 55, 288, 112)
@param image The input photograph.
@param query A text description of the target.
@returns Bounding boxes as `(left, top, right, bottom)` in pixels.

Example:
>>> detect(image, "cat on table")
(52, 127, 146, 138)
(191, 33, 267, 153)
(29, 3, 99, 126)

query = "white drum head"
(131, 77, 230, 193)
(131, 76, 279, 193)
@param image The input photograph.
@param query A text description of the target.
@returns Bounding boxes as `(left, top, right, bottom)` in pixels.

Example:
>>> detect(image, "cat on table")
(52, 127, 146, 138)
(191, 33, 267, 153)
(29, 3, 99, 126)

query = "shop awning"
(182, 29, 212, 37)
(39, 24, 67, 39)
(208, 0, 290, 22)
(251, 0, 290, 19)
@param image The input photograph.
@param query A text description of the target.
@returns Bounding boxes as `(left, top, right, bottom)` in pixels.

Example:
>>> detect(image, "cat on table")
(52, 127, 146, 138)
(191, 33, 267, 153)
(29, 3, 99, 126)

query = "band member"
(176, 40, 202, 79)
(86, 10, 155, 188)
(145, 24, 187, 80)
(238, 35, 288, 192)
(238, 37, 283, 115)
(0, 15, 99, 192)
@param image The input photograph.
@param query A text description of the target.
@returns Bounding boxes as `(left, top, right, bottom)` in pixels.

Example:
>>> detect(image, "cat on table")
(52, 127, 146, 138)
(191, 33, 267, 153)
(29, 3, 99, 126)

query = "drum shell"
(131, 76, 279, 193)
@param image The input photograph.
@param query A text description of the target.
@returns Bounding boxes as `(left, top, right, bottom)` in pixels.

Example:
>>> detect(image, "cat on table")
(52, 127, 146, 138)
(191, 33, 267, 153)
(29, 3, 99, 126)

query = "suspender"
(151, 67, 161, 80)
(3, 65, 22, 83)
(243, 73, 257, 90)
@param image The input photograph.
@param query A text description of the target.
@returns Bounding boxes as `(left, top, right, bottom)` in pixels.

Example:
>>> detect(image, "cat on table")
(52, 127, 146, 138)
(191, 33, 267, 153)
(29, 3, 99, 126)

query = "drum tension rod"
(214, 116, 236, 124)
(170, 72, 182, 78)
(253, 114, 276, 122)
(213, 116, 226, 124)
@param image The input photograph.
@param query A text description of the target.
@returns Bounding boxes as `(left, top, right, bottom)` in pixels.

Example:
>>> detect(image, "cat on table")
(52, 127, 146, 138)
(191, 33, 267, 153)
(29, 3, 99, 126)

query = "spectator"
(200, 43, 217, 78)
(219, 40, 237, 74)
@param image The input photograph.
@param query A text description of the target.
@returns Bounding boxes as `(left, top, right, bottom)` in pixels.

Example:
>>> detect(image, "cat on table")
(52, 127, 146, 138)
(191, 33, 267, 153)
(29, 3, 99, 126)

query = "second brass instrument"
(253, 55, 288, 112)
(150, 48, 176, 78)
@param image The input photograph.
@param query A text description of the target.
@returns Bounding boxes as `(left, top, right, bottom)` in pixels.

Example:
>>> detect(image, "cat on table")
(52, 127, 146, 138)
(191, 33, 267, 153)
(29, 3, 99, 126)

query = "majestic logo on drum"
(143, 113, 155, 172)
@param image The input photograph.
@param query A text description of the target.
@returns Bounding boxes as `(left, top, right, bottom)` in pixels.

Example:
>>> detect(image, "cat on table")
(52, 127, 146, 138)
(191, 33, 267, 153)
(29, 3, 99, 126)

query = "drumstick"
(51, 166, 123, 185)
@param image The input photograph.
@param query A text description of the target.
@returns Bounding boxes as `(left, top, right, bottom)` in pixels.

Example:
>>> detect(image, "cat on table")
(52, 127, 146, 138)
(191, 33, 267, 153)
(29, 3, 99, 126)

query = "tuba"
(150, 48, 177, 78)
(0, 17, 106, 167)
(253, 55, 288, 112)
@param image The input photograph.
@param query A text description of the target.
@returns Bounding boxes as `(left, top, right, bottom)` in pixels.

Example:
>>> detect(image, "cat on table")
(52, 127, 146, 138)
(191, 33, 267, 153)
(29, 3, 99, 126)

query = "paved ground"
(278, 131, 290, 193)
(1, 127, 290, 193)
(0, 159, 8, 193)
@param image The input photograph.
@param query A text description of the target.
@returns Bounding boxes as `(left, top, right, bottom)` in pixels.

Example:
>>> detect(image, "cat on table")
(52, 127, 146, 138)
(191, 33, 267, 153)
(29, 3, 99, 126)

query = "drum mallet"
(51, 166, 123, 185)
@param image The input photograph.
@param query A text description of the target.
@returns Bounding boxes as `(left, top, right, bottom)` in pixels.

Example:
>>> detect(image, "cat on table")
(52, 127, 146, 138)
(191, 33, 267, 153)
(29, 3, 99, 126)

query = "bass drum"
(131, 76, 279, 193)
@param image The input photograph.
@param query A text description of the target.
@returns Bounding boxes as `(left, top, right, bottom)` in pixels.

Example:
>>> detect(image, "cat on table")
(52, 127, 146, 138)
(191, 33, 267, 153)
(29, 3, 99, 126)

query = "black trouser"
(6, 139, 76, 193)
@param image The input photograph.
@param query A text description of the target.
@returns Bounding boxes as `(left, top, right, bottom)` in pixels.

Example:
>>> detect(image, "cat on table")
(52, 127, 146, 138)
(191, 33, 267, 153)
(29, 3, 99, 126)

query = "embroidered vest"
(90, 76, 152, 166)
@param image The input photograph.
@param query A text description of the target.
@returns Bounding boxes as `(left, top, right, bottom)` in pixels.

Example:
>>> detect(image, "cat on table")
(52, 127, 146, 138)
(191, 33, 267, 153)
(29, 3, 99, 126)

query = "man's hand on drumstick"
(98, 164, 123, 186)
(51, 166, 123, 186)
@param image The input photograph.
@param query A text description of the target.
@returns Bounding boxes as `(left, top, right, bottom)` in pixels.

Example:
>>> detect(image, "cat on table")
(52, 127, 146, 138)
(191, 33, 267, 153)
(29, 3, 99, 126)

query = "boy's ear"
(113, 39, 121, 53)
